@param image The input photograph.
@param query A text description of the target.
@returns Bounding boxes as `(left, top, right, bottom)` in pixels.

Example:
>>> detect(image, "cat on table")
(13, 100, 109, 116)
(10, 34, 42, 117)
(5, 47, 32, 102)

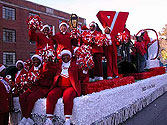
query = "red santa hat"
(59, 49, 72, 58)
(16, 60, 24, 67)
(59, 21, 69, 29)
(40, 24, 51, 32)
(81, 25, 89, 30)
(0, 64, 5, 72)
(89, 21, 97, 28)
(31, 54, 43, 63)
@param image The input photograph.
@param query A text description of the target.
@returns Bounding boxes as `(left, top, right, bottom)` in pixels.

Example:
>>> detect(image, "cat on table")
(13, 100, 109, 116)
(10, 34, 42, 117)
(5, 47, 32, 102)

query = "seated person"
(45, 49, 87, 125)
(19, 54, 54, 125)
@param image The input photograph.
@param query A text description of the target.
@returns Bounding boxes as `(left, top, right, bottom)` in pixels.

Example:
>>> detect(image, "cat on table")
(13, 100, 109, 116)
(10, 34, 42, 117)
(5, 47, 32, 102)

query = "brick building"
(0, 0, 86, 66)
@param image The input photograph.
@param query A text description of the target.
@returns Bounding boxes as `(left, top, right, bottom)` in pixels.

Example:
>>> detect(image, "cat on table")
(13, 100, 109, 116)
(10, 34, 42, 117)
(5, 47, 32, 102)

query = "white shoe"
(25, 118, 34, 125)
(44, 118, 53, 125)
(115, 76, 119, 78)
(107, 76, 113, 80)
(98, 77, 103, 81)
(89, 78, 95, 82)
(64, 119, 71, 125)
(18, 117, 27, 125)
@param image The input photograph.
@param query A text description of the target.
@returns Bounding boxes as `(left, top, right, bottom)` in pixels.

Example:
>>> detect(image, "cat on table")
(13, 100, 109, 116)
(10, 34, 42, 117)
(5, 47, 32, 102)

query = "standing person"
(44, 49, 87, 125)
(18, 54, 53, 125)
(13, 60, 27, 97)
(53, 21, 78, 56)
(104, 27, 119, 79)
(89, 21, 103, 82)
(29, 24, 54, 54)
(122, 25, 131, 62)
(0, 64, 11, 125)
(134, 36, 147, 72)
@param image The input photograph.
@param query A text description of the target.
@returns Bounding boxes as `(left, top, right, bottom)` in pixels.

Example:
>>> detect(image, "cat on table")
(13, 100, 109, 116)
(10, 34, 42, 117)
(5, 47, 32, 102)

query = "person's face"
(60, 24, 67, 33)
(89, 25, 95, 31)
(17, 63, 23, 71)
(43, 27, 49, 35)
(0, 69, 6, 77)
(104, 28, 110, 34)
(62, 54, 71, 63)
(32, 57, 41, 67)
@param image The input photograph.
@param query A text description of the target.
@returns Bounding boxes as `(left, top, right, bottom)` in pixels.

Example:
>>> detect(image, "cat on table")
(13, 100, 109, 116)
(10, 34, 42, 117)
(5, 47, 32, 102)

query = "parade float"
(9, 12, 167, 125)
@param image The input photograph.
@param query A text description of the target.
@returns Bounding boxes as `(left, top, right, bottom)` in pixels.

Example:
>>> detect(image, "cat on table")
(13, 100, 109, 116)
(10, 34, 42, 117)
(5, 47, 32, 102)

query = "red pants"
(104, 46, 118, 77)
(19, 87, 49, 118)
(89, 53, 103, 78)
(0, 112, 9, 125)
(46, 87, 77, 115)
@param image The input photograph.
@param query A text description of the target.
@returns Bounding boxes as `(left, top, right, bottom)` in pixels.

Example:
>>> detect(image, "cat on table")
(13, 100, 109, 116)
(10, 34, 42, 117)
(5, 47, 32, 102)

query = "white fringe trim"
(91, 84, 167, 125)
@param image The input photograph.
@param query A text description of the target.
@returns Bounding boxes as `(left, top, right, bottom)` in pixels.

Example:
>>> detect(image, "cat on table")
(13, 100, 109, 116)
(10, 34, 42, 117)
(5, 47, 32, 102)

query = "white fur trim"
(31, 54, 43, 63)
(0, 65, 5, 72)
(16, 60, 24, 67)
(59, 22, 69, 29)
(60, 50, 72, 58)
(40, 24, 51, 32)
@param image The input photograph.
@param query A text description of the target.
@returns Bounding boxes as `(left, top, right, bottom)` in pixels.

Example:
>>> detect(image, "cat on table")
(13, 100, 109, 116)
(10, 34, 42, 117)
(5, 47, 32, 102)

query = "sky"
(27, 0, 167, 37)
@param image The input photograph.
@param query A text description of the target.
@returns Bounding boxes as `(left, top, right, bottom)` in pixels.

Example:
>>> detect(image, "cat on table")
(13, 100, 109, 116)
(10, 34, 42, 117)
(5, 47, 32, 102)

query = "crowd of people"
(0, 17, 151, 125)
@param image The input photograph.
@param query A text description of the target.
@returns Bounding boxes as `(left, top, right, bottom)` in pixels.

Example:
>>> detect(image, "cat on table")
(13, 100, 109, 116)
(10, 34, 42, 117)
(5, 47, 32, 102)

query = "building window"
(2, 6, 15, 20)
(46, 7, 54, 14)
(3, 52, 16, 65)
(30, 52, 35, 58)
(3, 29, 16, 42)
(29, 12, 39, 17)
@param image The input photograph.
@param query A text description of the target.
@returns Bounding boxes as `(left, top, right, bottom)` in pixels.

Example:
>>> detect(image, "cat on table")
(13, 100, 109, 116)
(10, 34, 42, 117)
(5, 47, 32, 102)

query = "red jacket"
(29, 29, 54, 54)
(53, 32, 78, 53)
(0, 78, 11, 113)
(90, 30, 103, 53)
(15, 69, 27, 85)
(134, 41, 147, 56)
(50, 61, 84, 96)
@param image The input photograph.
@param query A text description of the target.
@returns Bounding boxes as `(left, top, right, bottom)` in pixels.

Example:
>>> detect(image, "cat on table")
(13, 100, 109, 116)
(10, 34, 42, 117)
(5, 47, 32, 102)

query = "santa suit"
(53, 32, 78, 55)
(0, 77, 11, 125)
(13, 69, 27, 96)
(104, 34, 118, 77)
(89, 30, 103, 78)
(46, 60, 84, 115)
(29, 29, 54, 54)
(19, 63, 53, 118)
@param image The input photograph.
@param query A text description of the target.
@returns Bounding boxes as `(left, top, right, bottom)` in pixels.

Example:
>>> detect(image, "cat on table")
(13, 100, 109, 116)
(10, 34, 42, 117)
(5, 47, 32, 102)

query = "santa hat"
(89, 21, 96, 28)
(16, 60, 24, 67)
(81, 25, 89, 30)
(59, 49, 72, 58)
(0, 64, 5, 72)
(31, 54, 43, 63)
(59, 21, 69, 29)
(40, 24, 51, 32)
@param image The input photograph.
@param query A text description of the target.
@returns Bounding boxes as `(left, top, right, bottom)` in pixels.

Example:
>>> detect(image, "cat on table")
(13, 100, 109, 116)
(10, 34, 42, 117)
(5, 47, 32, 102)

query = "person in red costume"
(0, 64, 11, 125)
(44, 49, 87, 125)
(104, 26, 119, 79)
(53, 21, 78, 56)
(89, 21, 103, 82)
(29, 24, 54, 54)
(12, 60, 27, 97)
(134, 36, 147, 72)
(19, 54, 54, 125)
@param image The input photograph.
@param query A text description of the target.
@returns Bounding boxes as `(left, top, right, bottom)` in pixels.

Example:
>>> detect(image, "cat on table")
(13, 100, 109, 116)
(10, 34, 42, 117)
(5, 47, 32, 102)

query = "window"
(3, 29, 16, 42)
(3, 52, 16, 65)
(46, 7, 54, 14)
(2, 6, 15, 20)
(29, 12, 39, 17)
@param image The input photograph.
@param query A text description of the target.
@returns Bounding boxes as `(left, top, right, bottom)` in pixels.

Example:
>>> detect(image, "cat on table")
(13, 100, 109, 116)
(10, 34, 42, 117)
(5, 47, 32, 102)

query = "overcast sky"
(27, 0, 167, 36)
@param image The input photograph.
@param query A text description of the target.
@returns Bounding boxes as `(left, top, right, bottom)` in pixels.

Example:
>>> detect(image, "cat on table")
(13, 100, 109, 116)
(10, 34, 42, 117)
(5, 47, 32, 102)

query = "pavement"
(122, 92, 167, 125)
